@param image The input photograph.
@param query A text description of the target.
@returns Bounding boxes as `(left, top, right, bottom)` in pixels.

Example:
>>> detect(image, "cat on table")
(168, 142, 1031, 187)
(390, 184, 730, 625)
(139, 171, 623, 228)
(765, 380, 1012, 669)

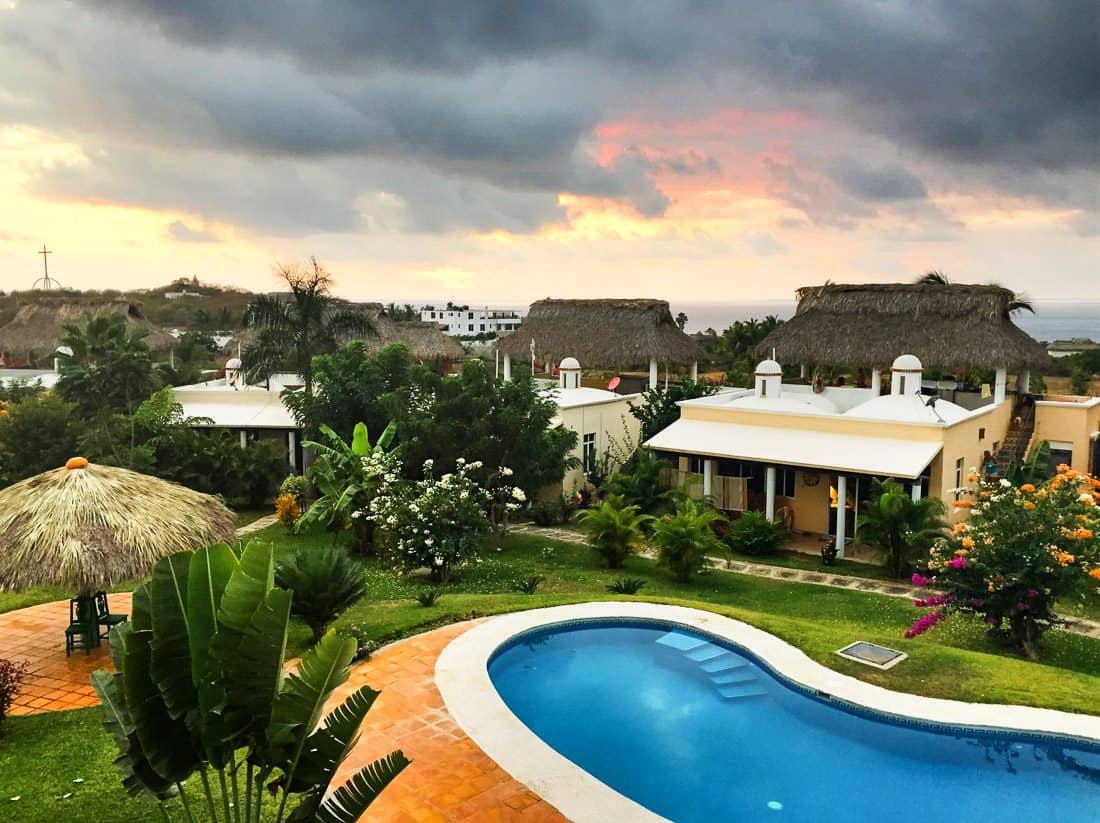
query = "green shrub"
(529, 495, 577, 526)
(725, 511, 787, 556)
(606, 577, 647, 595)
(414, 589, 442, 607)
(0, 658, 29, 738)
(275, 545, 368, 642)
(279, 473, 308, 502)
(651, 499, 724, 582)
(514, 575, 545, 594)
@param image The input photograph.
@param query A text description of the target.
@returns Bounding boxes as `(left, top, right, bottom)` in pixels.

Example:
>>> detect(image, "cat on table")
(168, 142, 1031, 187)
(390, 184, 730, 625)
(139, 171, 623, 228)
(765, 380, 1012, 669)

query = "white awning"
(645, 419, 941, 479)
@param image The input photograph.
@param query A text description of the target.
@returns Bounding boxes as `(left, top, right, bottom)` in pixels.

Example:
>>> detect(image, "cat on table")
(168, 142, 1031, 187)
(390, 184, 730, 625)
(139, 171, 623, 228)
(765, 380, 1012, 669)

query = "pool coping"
(434, 601, 1100, 823)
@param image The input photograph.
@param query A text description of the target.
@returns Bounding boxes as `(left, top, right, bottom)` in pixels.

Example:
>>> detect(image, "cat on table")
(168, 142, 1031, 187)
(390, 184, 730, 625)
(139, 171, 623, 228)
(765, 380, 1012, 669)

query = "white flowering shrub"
(368, 458, 494, 583)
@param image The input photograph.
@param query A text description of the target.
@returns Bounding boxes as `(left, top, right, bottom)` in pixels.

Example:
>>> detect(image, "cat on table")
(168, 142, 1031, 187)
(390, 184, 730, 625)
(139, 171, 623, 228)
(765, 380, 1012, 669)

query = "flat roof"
(645, 418, 940, 478)
(175, 390, 298, 429)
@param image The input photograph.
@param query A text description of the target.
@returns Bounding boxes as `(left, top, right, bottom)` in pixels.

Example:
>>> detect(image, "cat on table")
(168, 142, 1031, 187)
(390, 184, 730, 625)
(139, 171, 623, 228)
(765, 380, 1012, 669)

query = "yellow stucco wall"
(557, 397, 643, 496)
(1033, 400, 1100, 473)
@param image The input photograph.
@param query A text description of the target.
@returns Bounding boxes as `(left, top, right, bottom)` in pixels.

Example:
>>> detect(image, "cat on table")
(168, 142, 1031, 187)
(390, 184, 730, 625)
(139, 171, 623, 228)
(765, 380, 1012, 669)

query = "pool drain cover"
(835, 641, 907, 670)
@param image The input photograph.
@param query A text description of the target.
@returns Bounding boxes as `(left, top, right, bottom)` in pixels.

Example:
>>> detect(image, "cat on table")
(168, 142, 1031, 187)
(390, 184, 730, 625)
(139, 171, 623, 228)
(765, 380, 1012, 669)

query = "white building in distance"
(421, 306, 523, 336)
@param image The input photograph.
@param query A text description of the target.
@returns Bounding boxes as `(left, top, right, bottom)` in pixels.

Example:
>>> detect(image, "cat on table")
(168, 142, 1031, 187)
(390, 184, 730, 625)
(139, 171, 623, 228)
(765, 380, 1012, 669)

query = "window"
(779, 467, 796, 498)
(954, 457, 964, 500)
(688, 455, 706, 474)
(583, 433, 597, 473)
(468, 324, 474, 331)
(468, 312, 474, 319)
(1048, 441, 1073, 476)
(480, 324, 485, 331)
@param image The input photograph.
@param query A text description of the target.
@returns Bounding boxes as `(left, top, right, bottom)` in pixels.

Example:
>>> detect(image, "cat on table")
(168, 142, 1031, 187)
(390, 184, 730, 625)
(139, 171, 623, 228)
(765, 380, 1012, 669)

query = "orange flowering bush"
(275, 492, 302, 531)
(908, 467, 1100, 659)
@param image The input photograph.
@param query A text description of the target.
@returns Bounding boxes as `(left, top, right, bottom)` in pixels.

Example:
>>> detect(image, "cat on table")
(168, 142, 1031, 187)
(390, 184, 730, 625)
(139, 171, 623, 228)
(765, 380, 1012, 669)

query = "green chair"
(65, 597, 97, 656)
(94, 591, 127, 640)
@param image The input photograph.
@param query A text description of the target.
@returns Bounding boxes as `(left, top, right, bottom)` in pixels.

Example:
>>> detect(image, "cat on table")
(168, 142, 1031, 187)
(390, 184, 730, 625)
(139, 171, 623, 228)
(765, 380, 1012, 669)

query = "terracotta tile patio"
(0, 599, 565, 820)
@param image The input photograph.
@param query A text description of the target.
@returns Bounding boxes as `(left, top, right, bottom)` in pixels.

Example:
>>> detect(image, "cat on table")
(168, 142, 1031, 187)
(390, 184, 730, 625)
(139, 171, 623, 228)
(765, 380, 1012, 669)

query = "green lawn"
(1, 523, 1097, 822)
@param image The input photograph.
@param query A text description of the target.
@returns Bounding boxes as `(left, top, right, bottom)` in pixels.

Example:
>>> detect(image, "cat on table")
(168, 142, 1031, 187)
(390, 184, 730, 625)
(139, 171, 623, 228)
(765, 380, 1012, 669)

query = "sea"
(670, 300, 1100, 343)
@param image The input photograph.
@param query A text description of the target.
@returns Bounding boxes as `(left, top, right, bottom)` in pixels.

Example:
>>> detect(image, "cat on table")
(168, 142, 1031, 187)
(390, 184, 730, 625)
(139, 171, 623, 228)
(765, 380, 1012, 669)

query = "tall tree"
(56, 314, 157, 415)
(243, 258, 375, 396)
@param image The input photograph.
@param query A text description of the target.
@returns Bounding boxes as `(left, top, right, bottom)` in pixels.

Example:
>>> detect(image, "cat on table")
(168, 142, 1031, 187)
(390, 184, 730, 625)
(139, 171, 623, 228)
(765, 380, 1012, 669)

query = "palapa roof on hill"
(0, 298, 175, 361)
(496, 298, 701, 367)
(756, 283, 1053, 371)
(224, 302, 464, 362)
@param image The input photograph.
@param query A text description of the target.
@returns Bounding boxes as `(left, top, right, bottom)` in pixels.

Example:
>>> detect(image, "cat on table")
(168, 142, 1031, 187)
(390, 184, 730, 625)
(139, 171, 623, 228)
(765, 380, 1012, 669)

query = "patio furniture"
(65, 596, 98, 656)
(94, 591, 127, 640)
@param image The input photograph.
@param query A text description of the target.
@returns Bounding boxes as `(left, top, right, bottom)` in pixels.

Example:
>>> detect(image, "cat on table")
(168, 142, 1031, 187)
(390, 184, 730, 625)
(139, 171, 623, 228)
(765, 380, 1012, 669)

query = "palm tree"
(651, 499, 725, 582)
(244, 258, 375, 396)
(915, 271, 1034, 315)
(855, 479, 946, 578)
(576, 495, 651, 569)
(56, 314, 156, 415)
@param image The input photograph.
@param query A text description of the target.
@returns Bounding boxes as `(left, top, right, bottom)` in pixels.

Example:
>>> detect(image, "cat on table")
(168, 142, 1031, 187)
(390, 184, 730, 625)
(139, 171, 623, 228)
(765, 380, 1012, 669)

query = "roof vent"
(754, 358, 782, 399)
(559, 356, 581, 389)
(890, 354, 922, 395)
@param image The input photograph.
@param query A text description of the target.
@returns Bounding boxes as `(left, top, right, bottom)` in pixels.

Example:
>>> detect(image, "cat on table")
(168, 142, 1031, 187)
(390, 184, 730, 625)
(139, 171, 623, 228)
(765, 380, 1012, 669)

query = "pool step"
(684, 643, 729, 662)
(709, 670, 758, 686)
(700, 654, 748, 673)
(655, 631, 709, 652)
(716, 683, 770, 701)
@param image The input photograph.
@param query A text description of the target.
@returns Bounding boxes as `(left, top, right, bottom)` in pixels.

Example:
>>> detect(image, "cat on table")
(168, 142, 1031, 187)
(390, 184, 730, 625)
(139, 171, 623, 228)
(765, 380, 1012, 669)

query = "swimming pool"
(487, 620, 1100, 822)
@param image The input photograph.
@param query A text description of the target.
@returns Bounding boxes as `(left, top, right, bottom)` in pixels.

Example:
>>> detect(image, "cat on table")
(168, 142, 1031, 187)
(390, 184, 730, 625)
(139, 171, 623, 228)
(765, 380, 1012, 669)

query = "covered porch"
(646, 418, 939, 559)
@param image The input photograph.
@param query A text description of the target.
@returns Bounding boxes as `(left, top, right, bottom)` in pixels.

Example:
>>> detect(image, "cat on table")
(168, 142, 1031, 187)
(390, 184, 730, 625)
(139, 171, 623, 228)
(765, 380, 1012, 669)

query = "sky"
(0, 1, 1097, 304)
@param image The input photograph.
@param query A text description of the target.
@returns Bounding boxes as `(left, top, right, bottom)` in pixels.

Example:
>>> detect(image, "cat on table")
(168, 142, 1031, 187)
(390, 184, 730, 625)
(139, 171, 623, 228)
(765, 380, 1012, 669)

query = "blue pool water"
(488, 621, 1100, 822)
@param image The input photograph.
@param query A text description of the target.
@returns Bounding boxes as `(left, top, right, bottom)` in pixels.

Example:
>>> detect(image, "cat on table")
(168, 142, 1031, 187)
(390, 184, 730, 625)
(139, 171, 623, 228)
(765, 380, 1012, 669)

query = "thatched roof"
(757, 283, 1052, 371)
(0, 461, 236, 594)
(225, 301, 464, 363)
(496, 298, 701, 367)
(0, 298, 175, 363)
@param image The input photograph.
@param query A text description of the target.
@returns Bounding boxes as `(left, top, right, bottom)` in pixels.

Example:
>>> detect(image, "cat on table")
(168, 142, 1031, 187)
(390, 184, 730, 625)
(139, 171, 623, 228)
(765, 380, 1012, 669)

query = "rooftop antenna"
(33, 243, 62, 290)
(771, 347, 776, 360)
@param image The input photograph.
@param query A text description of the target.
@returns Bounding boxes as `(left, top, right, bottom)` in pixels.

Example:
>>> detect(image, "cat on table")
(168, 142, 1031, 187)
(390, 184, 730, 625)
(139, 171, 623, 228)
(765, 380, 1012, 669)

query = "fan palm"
(576, 495, 651, 568)
(856, 479, 947, 578)
(244, 258, 376, 396)
(651, 499, 725, 582)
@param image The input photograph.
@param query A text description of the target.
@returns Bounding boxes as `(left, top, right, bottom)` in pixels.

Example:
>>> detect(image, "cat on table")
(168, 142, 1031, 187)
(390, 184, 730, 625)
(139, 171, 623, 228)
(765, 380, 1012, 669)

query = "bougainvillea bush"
(369, 458, 521, 583)
(907, 466, 1100, 659)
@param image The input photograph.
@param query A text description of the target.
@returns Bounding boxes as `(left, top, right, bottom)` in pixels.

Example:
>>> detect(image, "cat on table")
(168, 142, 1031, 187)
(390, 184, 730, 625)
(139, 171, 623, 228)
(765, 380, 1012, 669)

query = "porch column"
(765, 465, 777, 520)
(994, 367, 1007, 405)
(911, 480, 922, 502)
(1018, 370, 1031, 395)
(870, 368, 882, 395)
(703, 458, 713, 498)
(800, 363, 807, 380)
(649, 357, 659, 390)
(503, 353, 512, 382)
(690, 361, 698, 382)
(835, 474, 847, 558)
(288, 430, 298, 472)
(239, 430, 248, 449)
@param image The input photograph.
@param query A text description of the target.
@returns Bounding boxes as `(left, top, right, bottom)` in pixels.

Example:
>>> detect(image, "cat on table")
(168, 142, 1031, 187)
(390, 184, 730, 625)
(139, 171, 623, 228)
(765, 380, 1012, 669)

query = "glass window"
(583, 433, 597, 472)
(954, 457, 964, 500)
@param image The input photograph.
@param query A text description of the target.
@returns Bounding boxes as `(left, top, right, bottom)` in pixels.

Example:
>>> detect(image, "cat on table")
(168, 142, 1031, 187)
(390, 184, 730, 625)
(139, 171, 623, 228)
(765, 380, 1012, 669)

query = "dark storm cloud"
(1, 0, 1095, 235)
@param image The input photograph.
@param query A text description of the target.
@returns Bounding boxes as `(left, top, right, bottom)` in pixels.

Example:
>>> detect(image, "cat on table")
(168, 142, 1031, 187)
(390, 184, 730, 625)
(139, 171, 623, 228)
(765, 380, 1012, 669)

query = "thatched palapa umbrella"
(0, 459, 236, 595)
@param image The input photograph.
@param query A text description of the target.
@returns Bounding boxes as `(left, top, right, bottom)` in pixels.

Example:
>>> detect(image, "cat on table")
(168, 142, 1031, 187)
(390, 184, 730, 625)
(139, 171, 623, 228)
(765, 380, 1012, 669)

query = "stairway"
(994, 401, 1035, 476)
(656, 631, 770, 701)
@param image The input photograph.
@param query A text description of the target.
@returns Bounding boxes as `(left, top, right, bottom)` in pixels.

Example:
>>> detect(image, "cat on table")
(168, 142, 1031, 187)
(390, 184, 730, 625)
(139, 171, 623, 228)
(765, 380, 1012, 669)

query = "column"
(503, 353, 512, 381)
(911, 480, 922, 502)
(800, 364, 807, 380)
(994, 367, 1007, 405)
(649, 357, 659, 390)
(702, 458, 713, 498)
(239, 430, 248, 449)
(690, 361, 698, 382)
(835, 474, 847, 558)
(1018, 370, 1031, 395)
(870, 368, 882, 395)
(765, 465, 777, 521)
(288, 430, 298, 472)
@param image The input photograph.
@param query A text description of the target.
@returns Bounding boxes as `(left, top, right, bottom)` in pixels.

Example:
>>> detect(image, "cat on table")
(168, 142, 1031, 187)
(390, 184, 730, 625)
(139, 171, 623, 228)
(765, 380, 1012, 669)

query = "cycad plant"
(651, 499, 725, 582)
(296, 420, 397, 552)
(576, 495, 651, 569)
(91, 541, 408, 822)
(275, 546, 367, 642)
(856, 479, 947, 578)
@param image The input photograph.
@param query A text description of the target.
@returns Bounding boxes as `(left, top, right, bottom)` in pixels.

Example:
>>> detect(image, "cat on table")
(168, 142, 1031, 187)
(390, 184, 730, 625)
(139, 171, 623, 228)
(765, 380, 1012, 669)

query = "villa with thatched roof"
(0, 298, 175, 367)
(646, 282, 1099, 557)
(497, 298, 700, 388)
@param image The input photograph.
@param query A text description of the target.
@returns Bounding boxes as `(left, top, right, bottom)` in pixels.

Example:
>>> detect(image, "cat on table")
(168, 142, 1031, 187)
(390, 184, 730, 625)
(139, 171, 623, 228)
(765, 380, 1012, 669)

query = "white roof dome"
(754, 358, 782, 375)
(559, 356, 581, 370)
(225, 357, 242, 370)
(849, 392, 968, 424)
(892, 354, 923, 372)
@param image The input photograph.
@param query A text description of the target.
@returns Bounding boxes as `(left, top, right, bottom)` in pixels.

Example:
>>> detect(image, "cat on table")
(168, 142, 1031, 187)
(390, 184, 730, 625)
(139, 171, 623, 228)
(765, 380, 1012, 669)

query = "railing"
(995, 398, 1036, 477)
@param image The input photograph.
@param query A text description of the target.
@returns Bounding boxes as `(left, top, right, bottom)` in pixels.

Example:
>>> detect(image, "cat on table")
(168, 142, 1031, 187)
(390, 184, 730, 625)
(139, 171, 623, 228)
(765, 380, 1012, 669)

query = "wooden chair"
(94, 591, 127, 640)
(65, 597, 97, 656)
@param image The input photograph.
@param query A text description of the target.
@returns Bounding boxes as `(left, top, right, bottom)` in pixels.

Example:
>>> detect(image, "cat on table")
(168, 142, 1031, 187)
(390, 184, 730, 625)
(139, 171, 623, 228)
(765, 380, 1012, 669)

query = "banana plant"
(91, 540, 408, 822)
(296, 421, 398, 552)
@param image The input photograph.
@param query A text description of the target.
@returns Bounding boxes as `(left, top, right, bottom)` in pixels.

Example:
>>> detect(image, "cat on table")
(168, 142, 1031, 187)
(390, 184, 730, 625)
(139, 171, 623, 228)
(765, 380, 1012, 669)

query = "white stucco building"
(421, 306, 524, 336)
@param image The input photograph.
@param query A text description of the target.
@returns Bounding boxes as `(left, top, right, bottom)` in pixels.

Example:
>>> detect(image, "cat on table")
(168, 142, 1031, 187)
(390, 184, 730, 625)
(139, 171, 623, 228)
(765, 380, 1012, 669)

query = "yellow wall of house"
(681, 403, 947, 442)
(1033, 401, 1100, 473)
(782, 470, 831, 534)
(934, 399, 1013, 522)
(557, 398, 642, 496)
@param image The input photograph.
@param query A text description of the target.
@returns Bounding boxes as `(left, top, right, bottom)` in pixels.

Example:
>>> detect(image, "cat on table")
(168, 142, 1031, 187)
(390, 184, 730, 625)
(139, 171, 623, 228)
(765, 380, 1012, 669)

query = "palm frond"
(313, 751, 411, 823)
